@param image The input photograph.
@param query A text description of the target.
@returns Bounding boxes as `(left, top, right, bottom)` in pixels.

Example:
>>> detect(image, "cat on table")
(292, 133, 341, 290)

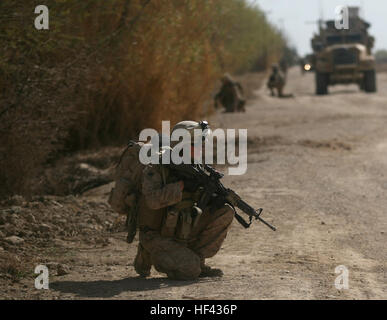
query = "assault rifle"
(168, 163, 276, 231)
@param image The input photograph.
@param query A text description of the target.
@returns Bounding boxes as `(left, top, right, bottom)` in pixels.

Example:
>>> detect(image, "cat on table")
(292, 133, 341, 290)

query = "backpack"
(108, 140, 145, 243)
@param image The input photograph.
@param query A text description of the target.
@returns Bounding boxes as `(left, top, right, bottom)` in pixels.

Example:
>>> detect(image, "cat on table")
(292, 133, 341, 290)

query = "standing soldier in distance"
(267, 63, 286, 98)
(214, 73, 246, 113)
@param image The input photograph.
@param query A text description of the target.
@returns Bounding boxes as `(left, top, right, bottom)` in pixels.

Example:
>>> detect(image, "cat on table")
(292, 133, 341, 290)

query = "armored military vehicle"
(311, 7, 376, 95)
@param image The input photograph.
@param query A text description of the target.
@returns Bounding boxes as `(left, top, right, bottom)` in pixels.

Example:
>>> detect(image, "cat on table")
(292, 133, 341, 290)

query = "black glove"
(183, 179, 200, 192)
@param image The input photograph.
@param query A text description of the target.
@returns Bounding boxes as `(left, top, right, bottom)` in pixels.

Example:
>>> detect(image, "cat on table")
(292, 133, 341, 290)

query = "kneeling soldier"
(214, 74, 246, 113)
(135, 121, 234, 280)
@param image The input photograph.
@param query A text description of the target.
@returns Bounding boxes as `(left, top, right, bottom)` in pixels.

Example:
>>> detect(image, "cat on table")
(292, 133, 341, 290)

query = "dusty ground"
(1, 67, 386, 299)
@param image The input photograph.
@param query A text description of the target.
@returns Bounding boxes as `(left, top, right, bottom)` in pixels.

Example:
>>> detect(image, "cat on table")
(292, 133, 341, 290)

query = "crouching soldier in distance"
(135, 121, 235, 280)
(214, 73, 246, 113)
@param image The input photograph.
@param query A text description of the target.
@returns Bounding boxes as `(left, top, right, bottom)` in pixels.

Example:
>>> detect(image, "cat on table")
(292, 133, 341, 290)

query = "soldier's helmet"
(221, 73, 234, 84)
(272, 63, 279, 71)
(171, 120, 212, 147)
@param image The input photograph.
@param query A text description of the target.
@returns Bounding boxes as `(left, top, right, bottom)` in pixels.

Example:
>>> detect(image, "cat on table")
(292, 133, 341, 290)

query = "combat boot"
(134, 243, 152, 277)
(199, 259, 223, 278)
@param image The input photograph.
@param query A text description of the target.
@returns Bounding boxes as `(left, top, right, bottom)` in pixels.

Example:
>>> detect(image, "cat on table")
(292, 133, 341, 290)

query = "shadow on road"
(50, 276, 197, 298)
(299, 89, 360, 97)
(327, 89, 361, 95)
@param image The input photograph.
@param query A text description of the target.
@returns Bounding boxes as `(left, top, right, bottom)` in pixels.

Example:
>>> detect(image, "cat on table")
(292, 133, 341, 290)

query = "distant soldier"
(267, 64, 286, 98)
(214, 73, 246, 113)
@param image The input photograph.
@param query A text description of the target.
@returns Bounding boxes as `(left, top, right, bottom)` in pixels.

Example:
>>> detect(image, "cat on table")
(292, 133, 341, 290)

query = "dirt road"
(1, 68, 386, 299)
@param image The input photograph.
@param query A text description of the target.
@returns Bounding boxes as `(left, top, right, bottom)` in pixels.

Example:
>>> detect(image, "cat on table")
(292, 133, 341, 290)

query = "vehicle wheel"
(316, 72, 328, 95)
(364, 70, 377, 93)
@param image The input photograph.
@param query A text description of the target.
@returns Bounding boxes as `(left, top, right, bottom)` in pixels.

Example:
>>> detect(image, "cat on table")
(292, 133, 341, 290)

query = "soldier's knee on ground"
(151, 245, 201, 281)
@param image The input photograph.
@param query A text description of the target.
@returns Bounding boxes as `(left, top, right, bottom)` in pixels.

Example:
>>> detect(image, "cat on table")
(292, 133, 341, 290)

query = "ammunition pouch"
(160, 199, 203, 244)
(160, 167, 204, 243)
(160, 208, 179, 238)
(175, 206, 202, 244)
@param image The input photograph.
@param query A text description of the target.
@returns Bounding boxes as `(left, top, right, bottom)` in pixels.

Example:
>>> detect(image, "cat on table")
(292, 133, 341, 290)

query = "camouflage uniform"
(267, 64, 286, 97)
(214, 74, 246, 113)
(134, 164, 234, 280)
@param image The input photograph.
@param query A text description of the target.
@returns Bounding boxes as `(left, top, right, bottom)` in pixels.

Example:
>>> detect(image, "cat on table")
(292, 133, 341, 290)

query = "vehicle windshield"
(326, 34, 363, 45)
(327, 35, 342, 45)
(345, 34, 362, 43)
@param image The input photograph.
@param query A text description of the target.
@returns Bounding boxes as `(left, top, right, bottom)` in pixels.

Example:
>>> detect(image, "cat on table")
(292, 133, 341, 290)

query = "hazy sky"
(253, 0, 387, 55)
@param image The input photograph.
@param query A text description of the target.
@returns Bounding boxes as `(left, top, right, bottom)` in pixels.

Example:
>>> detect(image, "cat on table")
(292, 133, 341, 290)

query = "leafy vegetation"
(0, 0, 288, 197)
(375, 49, 387, 63)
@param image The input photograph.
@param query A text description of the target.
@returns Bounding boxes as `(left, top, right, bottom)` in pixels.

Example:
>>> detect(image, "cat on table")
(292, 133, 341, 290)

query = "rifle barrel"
(256, 216, 277, 231)
(237, 199, 276, 231)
